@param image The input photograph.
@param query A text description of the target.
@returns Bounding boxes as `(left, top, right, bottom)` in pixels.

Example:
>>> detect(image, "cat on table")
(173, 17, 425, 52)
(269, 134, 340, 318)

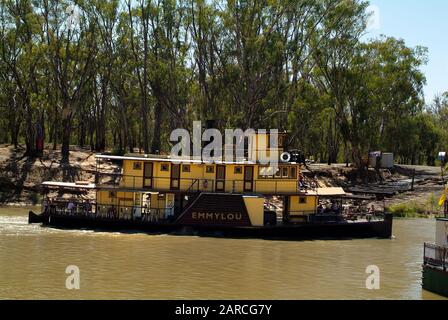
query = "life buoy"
(280, 152, 291, 163)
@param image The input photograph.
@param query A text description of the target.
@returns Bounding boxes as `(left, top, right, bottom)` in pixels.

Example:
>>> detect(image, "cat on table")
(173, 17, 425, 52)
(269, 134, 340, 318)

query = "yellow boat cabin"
(92, 131, 321, 226)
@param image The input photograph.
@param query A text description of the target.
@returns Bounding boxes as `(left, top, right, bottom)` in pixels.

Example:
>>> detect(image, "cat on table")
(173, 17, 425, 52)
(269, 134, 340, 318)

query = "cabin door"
(170, 164, 181, 190)
(215, 165, 226, 192)
(244, 166, 254, 192)
(143, 163, 153, 189)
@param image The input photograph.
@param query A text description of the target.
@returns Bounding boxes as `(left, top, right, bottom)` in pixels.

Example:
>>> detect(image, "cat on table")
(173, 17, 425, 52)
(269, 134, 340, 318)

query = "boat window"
(259, 166, 269, 178)
(234, 166, 243, 174)
(160, 164, 169, 172)
(278, 135, 285, 149)
(282, 167, 289, 178)
(134, 194, 141, 206)
(259, 165, 299, 179)
(299, 197, 307, 204)
(109, 191, 116, 198)
(290, 167, 297, 179)
(259, 166, 276, 179)
(257, 165, 300, 179)
(182, 165, 191, 173)
(133, 162, 142, 170)
(243, 137, 249, 158)
(206, 165, 214, 173)
(275, 167, 281, 177)
(258, 166, 297, 179)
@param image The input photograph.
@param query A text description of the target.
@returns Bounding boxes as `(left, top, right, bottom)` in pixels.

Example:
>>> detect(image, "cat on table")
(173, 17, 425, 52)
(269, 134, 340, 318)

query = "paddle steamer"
(29, 130, 393, 240)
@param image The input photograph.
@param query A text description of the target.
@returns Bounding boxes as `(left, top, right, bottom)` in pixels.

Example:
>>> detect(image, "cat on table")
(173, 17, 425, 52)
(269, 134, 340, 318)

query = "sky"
(365, 0, 448, 103)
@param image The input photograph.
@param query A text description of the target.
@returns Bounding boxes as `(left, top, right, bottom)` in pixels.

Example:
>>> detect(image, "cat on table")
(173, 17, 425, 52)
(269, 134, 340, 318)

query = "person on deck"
(48, 199, 55, 214)
(367, 205, 375, 221)
(317, 205, 324, 215)
(67, 201, 75, 215)
(85, 201, 92, 215)
(331, 201, 338, 213)
(299, 177, 304, 191)
(42, 198, 49, 213)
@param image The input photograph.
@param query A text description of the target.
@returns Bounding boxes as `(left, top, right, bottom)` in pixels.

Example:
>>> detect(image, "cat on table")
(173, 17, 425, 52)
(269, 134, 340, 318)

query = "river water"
(0, 207, 446, 300)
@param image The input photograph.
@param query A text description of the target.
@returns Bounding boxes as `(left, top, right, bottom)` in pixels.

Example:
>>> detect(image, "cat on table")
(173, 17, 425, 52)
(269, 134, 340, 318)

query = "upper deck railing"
(424, 242, 448, 271)
(96, 173, 317, 195)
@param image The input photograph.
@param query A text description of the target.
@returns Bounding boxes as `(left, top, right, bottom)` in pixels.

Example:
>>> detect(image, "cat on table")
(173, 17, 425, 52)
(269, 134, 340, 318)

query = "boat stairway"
(176, 193, 250, 223)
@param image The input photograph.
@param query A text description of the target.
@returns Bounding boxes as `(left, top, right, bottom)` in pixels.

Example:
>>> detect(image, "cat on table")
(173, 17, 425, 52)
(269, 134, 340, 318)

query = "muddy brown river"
(0, 207, 446, 300)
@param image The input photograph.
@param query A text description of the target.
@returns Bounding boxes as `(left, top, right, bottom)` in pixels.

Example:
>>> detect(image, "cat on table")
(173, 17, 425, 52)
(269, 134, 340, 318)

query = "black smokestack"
(205, 120, 216, 129)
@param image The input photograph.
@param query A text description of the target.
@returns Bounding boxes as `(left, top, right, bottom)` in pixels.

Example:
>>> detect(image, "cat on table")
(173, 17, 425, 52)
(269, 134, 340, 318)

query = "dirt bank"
(306, 163, 446, 215)
(0, 145, 99, 206)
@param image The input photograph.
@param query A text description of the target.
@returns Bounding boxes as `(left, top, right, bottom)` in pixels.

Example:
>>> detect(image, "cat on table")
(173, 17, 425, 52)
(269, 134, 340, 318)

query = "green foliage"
(28, 191, 41, 205)
(387, 194, 443, 218)
(0, 0, 444, 165)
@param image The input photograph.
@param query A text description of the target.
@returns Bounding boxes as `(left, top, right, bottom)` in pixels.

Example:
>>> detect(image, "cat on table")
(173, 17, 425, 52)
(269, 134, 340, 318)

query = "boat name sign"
(191, 211, 243, 222)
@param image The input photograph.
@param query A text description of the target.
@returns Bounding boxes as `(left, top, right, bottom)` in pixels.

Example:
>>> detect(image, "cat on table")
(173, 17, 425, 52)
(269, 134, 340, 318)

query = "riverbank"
(303, 163, 445, 217)
(0, 145, 99, 206)
(0, 145, 445, 217)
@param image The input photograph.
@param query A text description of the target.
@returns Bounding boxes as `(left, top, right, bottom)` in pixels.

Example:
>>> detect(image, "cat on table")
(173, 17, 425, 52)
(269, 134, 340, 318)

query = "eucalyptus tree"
(0, 7, 21, 147)
(0, 0, 439, 169)
(368, 38, 427, 162)
(214, 0, 288, 128)
(1, 0, 45, 156)
(80, 0, 120, 151)
(42, 0, 97, 163)
(312, 0, 376, 167)
(314, 34, 427, 168)
(125, 0, 151, 154)
(112, 5, 142, 153)
(145, 0, 191, 152)
(189, 0, 222, 122)
(126, 0, 191, 153)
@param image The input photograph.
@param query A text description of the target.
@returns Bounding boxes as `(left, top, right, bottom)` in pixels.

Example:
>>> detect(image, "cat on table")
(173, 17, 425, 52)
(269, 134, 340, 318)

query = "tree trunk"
(61, 105, 72, 163)
(140, 95, 150, 154)
(117, 92, 133, 154)
(52, 103, 58, 150)
(151, 101, 162, 153)
(24, 101, 36, 157)
(10, 118, 19, 148)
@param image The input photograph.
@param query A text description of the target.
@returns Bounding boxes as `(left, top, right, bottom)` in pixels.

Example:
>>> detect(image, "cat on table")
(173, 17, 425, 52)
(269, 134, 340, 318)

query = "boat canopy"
(41, 181, 96, 189)
(317, 187, 346, 197)
(95, 153, 265, 165)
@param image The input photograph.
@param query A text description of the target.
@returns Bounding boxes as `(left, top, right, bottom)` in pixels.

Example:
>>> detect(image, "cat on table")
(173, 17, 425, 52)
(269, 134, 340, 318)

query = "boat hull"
(28, 211, 47, 224)
(29, 211, 393, 240)
(422, 265, 448, 298)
